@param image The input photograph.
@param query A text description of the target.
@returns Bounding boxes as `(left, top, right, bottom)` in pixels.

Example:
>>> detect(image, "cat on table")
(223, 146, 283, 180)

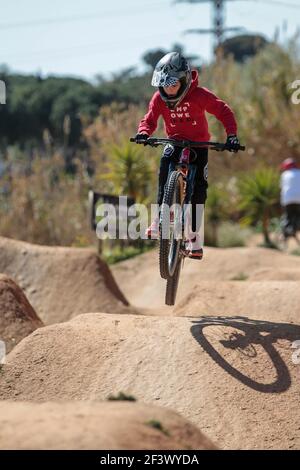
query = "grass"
(230, 272, 249, 281)
(291, 249, 300, 256)
(145, 420, 170, 437)
(107, 392, 137, 402)
(103, 244, 154, 265)
(258, 241, 280, 250)
(206, 222, 253, 248)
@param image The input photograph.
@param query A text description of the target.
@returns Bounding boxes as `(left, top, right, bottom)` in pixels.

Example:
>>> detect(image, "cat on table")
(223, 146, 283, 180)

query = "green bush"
(238, 167, 280, 246)
(107, 392, 136, 402)
(230, 272, 249, 281)
(205, 184, 229, 246)
(145, 420, 170, 436)
(103, 244, 154, 265)
(103, 141, 152, 202)
(205, 222, 252, 247)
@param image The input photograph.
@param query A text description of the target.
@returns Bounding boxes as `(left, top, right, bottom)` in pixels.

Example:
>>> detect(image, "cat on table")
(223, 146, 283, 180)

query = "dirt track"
(0, 236, 137, 324)
(1, 312, 300, 449)
(0, 401, 216, 450)
(112, 246, 300, 311)
(1, 236, 300, 449)
(0, 274, 43, 352)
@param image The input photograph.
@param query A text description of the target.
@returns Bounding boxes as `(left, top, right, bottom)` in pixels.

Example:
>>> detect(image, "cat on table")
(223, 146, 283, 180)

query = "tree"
(221, 34, 268, 62)
(142, 44, 199, 70)
(142, 49, 166, 70)
(238, 168, 280, 246)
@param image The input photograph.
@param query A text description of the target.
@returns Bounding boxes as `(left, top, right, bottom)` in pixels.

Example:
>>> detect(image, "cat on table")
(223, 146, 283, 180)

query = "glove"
(226, 134, 240, 153)
(135, 133, 149, 144)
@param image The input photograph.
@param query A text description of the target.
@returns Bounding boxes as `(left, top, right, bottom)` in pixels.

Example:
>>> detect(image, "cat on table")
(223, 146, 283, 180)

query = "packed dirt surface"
(0, 401, 216, 450)
(0, 274, 43, 353)
(174, 281, 300, 318)
(0, 236, 137, 324)
(249, 268, 300, 281)
(1, 237, 300, 449)
(1, 312, 300, 449)
(112, 246, 300, 311)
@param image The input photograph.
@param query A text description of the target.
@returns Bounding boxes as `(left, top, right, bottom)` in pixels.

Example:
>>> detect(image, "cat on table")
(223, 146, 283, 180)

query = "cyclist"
(280, 158, 300, 242)
(135, 52, 240, 259)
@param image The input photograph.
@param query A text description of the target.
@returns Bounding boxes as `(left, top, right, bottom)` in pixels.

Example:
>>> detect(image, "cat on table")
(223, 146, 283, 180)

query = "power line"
(242, 0, 300, 7)
(2, 0, 299, 70)
(176, 0, 300, 6)
(177, 1, 245, 48)
(0, 2, 164, 30)
(176, 0, 300, 53)
(2, 31, 173, 63)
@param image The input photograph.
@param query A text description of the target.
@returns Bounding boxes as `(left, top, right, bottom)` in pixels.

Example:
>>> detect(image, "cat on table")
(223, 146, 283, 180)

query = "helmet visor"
(151, 70, 180, 87)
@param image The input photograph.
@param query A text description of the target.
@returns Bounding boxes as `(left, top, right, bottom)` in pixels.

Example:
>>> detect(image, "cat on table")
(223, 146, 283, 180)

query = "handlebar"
(130, 136, 245, 152)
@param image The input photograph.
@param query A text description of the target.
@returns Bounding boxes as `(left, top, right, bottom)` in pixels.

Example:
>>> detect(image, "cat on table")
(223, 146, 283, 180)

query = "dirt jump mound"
(0, 401, 216, 450)
(0, 274, 43, 353)
(0, 236, 135, 324)
(1, 312, 300, 449)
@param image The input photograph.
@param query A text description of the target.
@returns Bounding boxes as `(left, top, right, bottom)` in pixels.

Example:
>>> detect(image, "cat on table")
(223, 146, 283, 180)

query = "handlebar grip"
(130, 137, 136, 142)
(239, 145, 246, 151)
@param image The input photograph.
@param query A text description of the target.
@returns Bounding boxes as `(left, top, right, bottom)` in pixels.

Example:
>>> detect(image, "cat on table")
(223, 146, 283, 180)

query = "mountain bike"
(130, 136, 245, 305)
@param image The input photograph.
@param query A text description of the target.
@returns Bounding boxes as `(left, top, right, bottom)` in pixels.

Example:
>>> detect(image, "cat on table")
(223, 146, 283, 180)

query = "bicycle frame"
(167, 147, 197, 201)
(169, 147, 198, 237)
(179, 147, 197, 204)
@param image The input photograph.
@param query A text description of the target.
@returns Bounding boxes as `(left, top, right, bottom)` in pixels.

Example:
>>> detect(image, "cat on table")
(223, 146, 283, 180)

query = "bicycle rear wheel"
(165, 256, 183, 306)
(159, 171, 183, 279)
(272, 217, 287, 251)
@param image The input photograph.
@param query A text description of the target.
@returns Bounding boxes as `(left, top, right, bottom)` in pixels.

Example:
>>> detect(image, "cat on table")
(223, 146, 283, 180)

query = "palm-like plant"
(205, 184, 229, 246)
(238, 167, 280, 246)
(103, 141, 152, 202)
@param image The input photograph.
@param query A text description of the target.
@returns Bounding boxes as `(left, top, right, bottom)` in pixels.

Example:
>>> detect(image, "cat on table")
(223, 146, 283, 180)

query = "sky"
(1, 0, 300, 81)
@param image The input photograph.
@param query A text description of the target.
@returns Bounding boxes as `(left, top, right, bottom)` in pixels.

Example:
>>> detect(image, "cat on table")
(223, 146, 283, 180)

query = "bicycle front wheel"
(165, 256, 183, 306)
(159, 171, 184, 279)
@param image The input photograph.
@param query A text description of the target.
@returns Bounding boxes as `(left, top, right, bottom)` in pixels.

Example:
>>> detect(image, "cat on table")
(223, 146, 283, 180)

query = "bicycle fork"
(178, 148, 198, 242)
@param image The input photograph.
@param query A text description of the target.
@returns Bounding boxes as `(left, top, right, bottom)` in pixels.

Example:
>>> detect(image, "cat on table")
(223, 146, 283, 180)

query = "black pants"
(157, 145, 208, 232)
(282, 203, 300, 238)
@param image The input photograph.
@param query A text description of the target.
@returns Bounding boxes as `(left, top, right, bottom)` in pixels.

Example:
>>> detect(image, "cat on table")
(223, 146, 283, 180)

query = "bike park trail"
(1, 236, 300, 449)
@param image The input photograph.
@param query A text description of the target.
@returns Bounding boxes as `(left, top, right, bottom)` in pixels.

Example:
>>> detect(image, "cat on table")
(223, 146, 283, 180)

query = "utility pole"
(176, 0, 244, 52)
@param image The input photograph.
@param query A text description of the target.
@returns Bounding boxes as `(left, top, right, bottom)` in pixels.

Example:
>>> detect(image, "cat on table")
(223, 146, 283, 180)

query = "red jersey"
(138, 70, 237, 141)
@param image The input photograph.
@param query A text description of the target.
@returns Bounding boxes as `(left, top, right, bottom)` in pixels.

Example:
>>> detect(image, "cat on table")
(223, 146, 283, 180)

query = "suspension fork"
(178, 147, 198, 238)
(178, 147, 190, 202)
(177, 147, 191, 238)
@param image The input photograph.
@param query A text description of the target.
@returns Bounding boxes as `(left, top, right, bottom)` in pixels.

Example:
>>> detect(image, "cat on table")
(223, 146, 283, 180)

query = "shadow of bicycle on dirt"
(190, 316, 300, 393)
